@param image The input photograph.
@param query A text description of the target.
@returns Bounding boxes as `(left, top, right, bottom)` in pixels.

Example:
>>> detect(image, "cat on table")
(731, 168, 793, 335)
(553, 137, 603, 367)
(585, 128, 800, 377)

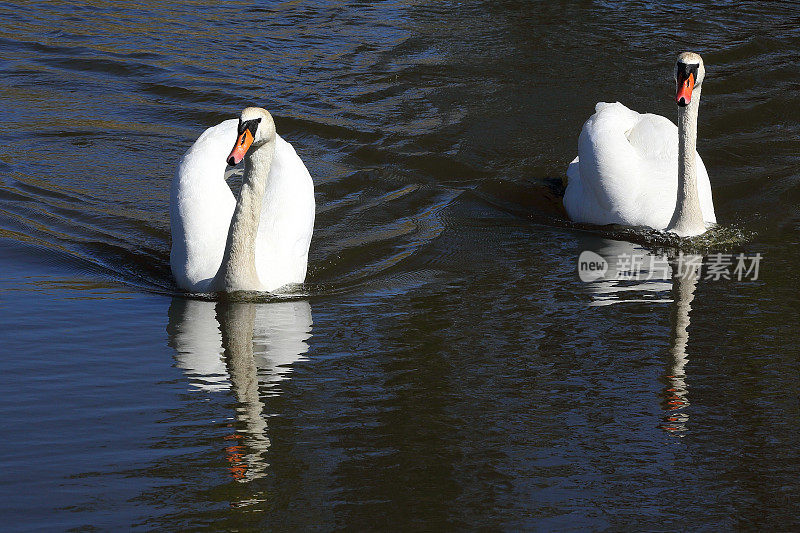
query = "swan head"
(226, 107, 276, 166)
(675, 52, 705, 107)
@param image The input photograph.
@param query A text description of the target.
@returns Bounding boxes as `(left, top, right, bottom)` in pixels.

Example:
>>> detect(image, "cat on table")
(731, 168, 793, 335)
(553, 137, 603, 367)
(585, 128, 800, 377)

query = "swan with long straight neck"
(212, 108, 276, 292)
(667, 52, 707, 236)
(563, 52, 715, 237)
(170, 107, 315, 293)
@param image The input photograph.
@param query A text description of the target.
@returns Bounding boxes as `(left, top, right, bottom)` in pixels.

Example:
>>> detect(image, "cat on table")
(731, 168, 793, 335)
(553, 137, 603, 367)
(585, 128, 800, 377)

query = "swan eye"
(238, 118, 262, 138)
(676, 62, 699, 86)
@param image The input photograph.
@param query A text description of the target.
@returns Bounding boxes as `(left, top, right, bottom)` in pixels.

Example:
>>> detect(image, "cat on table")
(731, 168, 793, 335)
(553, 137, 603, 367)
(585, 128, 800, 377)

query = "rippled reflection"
(660, 255, 701, 435)
(578, 239, 673, 306)
(578, 237, 702, 435)
(167, 297, 312, 481)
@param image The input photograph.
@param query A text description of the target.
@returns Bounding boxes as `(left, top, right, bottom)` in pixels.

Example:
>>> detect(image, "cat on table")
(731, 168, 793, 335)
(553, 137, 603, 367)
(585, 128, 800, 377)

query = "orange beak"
(227, 129, 254, 166)
(676, 72, 694, 107)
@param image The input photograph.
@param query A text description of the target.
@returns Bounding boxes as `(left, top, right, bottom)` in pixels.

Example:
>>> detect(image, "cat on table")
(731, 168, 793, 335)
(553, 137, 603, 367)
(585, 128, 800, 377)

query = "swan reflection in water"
(167, 297, 312, 481)
(660, 254, 701, 435)
(578, 237, 702, 435)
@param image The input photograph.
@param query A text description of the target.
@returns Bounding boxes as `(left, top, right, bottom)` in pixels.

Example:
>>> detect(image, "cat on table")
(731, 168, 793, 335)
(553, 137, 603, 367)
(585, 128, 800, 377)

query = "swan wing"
(695, 153, 716, 224)
(627, 112, 716, 225)
(254, 134, 315, 291)
(564, 102, 646, 226)
(170, 119, 237, 291)
(625, 111, 683, 228)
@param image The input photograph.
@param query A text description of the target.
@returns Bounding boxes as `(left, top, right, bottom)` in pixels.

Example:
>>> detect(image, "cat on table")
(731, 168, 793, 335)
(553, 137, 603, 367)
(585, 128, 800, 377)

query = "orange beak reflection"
(227, 129, 254, 166)
(676, 72, 694, 107)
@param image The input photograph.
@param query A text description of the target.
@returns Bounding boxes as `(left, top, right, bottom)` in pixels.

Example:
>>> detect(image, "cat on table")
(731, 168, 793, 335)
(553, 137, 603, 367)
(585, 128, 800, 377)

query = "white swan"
(564, 52, 715, 237)
(170, 107, 315, 292)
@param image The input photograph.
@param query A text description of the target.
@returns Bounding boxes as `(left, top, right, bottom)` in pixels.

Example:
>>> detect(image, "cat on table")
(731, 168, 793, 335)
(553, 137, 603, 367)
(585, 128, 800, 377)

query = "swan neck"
(213, 140, 275, 292)
(668, 87, 705, 236)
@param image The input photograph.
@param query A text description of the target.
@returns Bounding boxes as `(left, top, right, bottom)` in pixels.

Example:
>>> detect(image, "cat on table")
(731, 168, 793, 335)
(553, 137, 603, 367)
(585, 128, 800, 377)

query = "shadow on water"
(167, 296, 313, 483)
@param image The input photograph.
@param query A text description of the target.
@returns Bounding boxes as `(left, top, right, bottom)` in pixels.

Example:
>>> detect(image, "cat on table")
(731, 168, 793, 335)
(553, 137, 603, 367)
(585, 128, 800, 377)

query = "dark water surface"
(2, 1, 800, 530)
